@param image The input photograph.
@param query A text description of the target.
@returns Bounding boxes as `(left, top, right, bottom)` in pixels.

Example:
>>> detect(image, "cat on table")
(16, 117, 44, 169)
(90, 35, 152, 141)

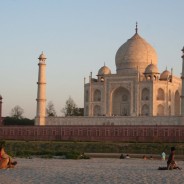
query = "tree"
(3, 117, 34, 126)
(62, 96, 83, 116)
(10, 105, 24, 119)
(46, 101, 57, 117)
(73, 107, 84, 116)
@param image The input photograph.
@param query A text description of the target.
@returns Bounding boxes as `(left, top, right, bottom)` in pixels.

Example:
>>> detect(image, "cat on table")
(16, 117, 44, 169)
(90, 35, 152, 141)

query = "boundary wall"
(1, 125, 184, 142)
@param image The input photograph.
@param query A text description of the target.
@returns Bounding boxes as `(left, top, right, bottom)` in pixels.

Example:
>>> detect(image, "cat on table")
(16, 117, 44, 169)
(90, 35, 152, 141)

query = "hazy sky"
(0, 0, 184, 119)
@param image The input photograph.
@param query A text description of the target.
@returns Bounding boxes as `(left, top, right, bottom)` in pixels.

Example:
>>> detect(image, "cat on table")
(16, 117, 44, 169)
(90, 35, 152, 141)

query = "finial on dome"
(135, 22, 138, 34)
(104, 62, 106, 66)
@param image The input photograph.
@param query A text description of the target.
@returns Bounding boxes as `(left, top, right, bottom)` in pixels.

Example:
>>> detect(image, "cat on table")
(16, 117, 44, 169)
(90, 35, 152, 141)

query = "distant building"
(1, 25, 184, 142)
(84, 24, 182, 117)
(34, 24, 184, 126)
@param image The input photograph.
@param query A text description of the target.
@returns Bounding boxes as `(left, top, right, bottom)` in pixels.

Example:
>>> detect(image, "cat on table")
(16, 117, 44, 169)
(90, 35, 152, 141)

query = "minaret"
(181, 47, 184, 116)
(35, 52, 47, 125)
(0, 95, 2, 126)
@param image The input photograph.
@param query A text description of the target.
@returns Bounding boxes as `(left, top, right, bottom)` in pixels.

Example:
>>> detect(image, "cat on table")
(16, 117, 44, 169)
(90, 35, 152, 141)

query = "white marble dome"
(145, 63, 159, 74)
(160, 70, 171, 80)
(115, 31, 158, 75)
(98, 65, 111, 76)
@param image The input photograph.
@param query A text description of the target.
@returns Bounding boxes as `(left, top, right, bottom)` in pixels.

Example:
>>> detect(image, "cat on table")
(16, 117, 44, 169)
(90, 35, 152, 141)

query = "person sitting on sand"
(143, 155, 147, 160)
(0, 146, 17, 169)
(125, 154, 130, 159)
(120, 153, 125, 159)
(167, 147, 181, 170)
(158, 147, 181, 170)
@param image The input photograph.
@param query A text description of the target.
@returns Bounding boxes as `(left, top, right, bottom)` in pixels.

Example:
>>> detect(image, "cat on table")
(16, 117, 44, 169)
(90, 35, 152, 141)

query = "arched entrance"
(93, 105, 101, 116)
(157, 104, 164, 116)
(112, 87, 130, 116)
(141, 104, 149, 116)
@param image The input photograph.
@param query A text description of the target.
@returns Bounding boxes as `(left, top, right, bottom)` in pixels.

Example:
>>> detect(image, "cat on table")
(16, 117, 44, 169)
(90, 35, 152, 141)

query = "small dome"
(98, 65, 111, 76)
(38, 52, 46, 60)
(160, 70, 171, 80)
(145, 63, 159, 74)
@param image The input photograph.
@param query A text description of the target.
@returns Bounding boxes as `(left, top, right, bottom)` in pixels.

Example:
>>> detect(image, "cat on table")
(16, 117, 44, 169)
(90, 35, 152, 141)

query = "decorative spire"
(38, 51, 46, 60)
(135, 22, 138, 34)
(104, 62, 106, 66)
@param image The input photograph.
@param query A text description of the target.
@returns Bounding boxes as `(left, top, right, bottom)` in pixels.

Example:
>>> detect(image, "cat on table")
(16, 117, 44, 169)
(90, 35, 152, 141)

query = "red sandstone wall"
(0, 125, 184, 142)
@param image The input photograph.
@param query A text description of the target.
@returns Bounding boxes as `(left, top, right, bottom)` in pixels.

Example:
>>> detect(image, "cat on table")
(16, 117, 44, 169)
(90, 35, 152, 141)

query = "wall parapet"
(45, 116, 183, 126)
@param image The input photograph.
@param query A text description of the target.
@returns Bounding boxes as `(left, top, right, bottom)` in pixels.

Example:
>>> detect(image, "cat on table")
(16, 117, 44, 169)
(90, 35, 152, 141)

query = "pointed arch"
(141, 104, 149, 116)
(142, 88, 149, 100)
(157, 88, 165, 101)
(94, 105, 101, 116)
(94, 89, 101, 101)
(157, 104, 164, 116)
(112, 87, 130, 116)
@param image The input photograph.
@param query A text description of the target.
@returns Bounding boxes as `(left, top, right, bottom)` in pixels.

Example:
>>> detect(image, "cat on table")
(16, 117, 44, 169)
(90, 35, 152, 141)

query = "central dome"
(115, 30, 158, 75)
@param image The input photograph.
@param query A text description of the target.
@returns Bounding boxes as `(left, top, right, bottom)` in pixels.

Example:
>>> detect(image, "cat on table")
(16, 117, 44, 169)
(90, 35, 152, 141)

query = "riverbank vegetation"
(1, 140, 184, 159)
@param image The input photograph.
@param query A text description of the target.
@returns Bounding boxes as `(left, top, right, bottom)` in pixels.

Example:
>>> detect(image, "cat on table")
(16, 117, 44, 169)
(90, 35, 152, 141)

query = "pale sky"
(0, 0, 184, 119)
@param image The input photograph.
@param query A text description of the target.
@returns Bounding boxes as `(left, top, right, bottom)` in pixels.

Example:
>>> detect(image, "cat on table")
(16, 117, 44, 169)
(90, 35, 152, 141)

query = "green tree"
(74, 107, 84, 116)
(3, 117, 34, 126)
(46, 101, 57, 117)
(62, 97, 83, 116)
(10, 105, 24, 119)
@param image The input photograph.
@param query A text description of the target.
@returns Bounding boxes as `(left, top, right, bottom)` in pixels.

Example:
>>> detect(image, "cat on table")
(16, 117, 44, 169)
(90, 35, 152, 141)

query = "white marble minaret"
(35, 52, 47, 125)
(181, 47, 184, 116)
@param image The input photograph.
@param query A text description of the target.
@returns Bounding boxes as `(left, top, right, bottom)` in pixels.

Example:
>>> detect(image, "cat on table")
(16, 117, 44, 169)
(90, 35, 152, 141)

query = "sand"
(0, 158, 184, 184)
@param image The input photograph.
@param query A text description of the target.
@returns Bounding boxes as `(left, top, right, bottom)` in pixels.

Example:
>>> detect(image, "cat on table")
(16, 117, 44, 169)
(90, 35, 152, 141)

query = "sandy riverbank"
(0, 158, 184, 184)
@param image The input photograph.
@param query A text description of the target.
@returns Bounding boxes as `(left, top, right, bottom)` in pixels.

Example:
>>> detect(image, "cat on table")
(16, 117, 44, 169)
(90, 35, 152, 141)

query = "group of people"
(120, 146, 181, 170)
(0, 146, 17, 169)
(0, 145, 182, 170)
(142, 155, 153, 160)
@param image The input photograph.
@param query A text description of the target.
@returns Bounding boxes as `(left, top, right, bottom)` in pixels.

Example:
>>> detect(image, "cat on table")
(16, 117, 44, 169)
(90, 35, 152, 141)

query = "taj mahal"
(35, 24, 184, 126)
(1, 24, 184, 142)
(84, 25, 182, 117)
